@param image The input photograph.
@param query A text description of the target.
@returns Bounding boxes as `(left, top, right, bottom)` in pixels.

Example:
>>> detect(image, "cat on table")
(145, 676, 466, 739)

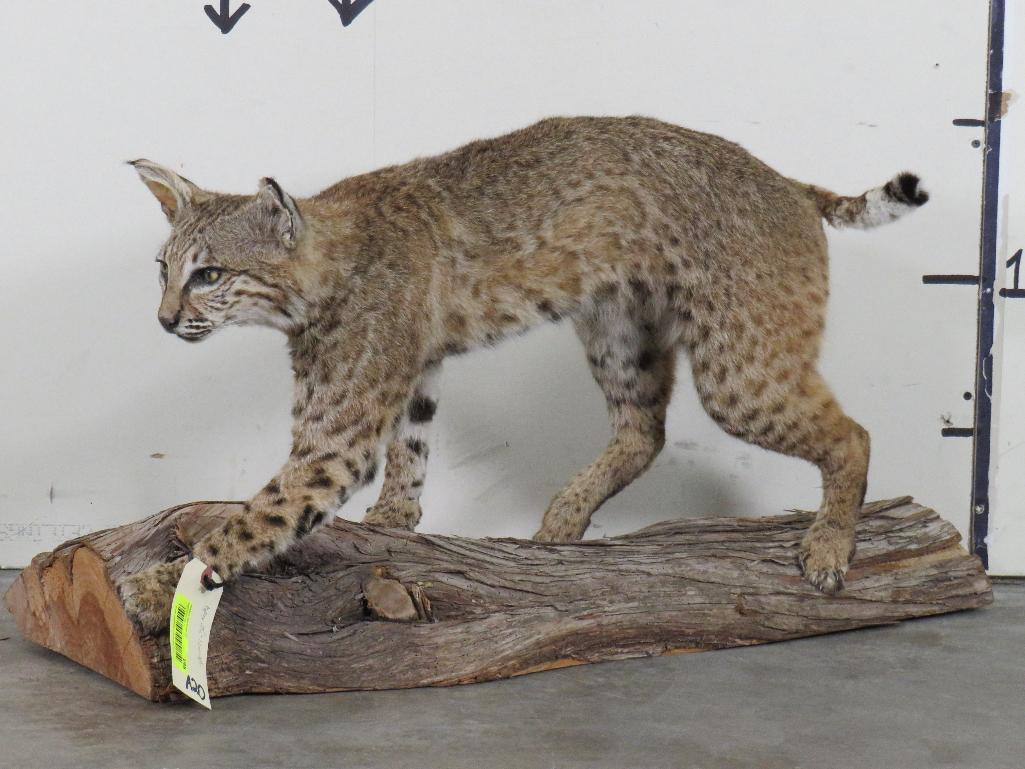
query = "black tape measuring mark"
(942, 427, 975, 438)
(922, 274, 980, 285)
(205, 1, 251, 34)
(327, 0, 377, 26)
(952, 118, 987, 127)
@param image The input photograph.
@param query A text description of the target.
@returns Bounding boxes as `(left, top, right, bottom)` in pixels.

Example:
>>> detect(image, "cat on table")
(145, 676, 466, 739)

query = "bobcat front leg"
(364, 364, 440, 530)
(121, 391, 412, 635)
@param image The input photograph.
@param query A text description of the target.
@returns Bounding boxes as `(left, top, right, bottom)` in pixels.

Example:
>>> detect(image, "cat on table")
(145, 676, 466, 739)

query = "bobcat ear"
(129, 159, 208, 223)
(257, 177, 304, 249)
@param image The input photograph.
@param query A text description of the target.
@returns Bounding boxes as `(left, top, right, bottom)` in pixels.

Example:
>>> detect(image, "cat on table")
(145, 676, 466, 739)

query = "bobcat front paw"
(532, 527, 569, 543)
(363, 498, 422, 530)
(120, 560, 186, 636)
(798, 522, 856, 595)
(532, 507, 588, 542)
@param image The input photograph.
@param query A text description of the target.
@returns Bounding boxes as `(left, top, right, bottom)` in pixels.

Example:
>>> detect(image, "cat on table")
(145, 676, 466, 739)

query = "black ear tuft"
(257, 177, 304, 249)
(262, 177, 287, 206)
(891, 172, 929, 207)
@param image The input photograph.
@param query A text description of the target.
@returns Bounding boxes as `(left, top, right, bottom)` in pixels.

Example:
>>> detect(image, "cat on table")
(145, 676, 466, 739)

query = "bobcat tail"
(801, 172, 929, 229)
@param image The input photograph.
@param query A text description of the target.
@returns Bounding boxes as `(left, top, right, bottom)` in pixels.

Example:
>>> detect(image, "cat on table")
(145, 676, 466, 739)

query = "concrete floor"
(1, 572, 1022, 769)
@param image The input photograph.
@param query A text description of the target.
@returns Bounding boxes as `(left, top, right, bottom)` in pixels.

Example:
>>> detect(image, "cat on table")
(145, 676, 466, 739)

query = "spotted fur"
(120, 117, 926, 633)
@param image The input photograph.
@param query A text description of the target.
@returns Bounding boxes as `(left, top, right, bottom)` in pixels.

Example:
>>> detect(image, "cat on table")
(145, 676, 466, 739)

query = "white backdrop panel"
(0, 1, 999, 568)
(989, 0, 1025, 575)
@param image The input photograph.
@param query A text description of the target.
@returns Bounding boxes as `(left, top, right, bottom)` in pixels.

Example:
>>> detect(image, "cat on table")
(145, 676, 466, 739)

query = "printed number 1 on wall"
(1001, 249, 1024, 298)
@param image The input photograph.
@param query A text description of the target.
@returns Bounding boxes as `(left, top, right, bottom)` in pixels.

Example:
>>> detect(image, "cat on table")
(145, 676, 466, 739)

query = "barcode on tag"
(170, 593, 193, 672)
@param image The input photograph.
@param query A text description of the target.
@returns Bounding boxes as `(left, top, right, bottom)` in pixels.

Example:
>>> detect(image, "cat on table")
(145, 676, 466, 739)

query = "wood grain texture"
(3, 498, 992, 702)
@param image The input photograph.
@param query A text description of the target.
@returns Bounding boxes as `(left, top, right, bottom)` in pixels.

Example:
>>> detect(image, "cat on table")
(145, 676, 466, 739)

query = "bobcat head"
(131, 160, 306, 341)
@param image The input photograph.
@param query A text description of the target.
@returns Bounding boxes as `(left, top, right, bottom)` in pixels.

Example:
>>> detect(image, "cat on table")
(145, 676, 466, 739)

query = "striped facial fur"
(119, 118, 928, 635)
(132, 161, 305, 340)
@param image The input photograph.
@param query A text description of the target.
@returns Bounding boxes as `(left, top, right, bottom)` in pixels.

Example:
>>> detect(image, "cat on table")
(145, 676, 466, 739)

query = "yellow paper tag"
(169, 558, 224, 710)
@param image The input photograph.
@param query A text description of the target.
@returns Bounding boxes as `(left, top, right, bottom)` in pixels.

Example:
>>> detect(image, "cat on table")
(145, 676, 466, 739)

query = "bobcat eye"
(199, 268, 223, 285)
(158, 262, 168, 284)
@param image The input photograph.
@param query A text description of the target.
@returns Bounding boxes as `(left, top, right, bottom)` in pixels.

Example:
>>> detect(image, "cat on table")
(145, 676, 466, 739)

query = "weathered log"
(3, 497, 992, 701)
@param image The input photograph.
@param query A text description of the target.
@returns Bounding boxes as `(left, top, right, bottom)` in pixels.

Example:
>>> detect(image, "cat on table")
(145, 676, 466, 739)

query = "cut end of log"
(4, 546, 155, 699)
(3, 497, 994, 702)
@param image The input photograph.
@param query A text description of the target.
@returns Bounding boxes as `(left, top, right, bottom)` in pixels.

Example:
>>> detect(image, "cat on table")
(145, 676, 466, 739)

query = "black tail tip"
(887, 172, 929, 207)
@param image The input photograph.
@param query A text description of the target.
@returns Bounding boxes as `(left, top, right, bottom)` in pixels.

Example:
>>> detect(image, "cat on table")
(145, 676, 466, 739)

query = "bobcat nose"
(159, 310, 181, 332)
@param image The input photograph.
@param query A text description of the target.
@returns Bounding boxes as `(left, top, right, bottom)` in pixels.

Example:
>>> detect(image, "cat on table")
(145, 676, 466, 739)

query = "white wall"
(989, 0, 1025, 575)
(0, 0, 1012, 570)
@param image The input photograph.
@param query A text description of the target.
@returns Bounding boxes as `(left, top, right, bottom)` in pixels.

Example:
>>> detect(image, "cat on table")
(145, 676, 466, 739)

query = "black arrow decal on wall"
(327, 0, 377, 27)
(205, 1, 252, 34)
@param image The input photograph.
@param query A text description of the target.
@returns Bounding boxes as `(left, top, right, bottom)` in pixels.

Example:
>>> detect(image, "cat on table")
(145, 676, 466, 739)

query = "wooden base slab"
(3, 498, 992, 701)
